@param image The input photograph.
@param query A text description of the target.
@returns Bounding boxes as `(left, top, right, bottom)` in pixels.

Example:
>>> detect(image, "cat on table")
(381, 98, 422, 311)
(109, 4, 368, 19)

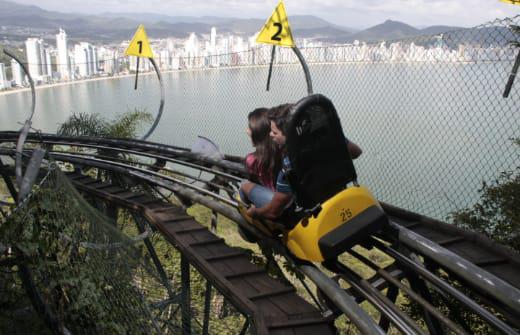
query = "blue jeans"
(239, 183, 274, 208)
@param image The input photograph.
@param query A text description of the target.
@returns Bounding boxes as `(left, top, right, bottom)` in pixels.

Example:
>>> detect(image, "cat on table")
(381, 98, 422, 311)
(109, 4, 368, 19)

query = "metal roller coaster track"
(0, 132, 519, 335)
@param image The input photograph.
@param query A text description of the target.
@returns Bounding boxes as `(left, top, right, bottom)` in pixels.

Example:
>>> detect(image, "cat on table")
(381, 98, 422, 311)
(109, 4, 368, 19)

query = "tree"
(450, 138, 520, 252)
(0, 109, 158, 334)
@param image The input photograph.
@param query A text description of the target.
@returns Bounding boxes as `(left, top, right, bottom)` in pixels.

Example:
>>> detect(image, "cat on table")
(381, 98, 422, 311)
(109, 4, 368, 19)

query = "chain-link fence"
(146, 16, 520, 222)
(1, 15, 519, 332)
(5, 17, 517, 220)
(0, 165, 250, 334)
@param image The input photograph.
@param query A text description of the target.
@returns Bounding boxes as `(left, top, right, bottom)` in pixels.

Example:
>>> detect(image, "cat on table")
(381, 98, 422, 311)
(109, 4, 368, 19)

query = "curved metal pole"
(141, 57, 165, 141)
(4, 49, 36, 189)
(2, 51, 66, 334)
(291, 46, 313, 95)
(4, 50, 35, 121)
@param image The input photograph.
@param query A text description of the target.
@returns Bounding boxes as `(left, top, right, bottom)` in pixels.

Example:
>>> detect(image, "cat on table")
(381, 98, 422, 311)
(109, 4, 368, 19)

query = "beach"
(0, 71, 159, 97)
(0, 63, 293, 97)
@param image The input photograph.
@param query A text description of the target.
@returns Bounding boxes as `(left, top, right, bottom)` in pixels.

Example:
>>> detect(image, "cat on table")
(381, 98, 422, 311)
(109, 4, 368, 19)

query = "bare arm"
(247, 191, 292, 220)
(348, 141, 362, 159)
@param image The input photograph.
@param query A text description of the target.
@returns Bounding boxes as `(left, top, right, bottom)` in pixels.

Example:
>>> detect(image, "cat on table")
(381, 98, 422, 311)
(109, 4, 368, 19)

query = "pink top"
(245, 153, 275, 191)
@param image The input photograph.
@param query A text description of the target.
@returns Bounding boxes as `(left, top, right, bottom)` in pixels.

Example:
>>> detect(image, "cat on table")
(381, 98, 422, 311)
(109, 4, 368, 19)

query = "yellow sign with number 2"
(256, 1, 295, 48)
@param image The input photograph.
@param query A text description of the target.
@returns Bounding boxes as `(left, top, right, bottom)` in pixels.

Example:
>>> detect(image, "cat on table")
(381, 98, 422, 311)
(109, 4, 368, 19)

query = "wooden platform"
(67, 172, 335, 335)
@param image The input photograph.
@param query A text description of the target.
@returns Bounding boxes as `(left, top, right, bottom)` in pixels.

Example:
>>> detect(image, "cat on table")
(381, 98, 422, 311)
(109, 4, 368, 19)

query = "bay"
(0, 62, 518, 220)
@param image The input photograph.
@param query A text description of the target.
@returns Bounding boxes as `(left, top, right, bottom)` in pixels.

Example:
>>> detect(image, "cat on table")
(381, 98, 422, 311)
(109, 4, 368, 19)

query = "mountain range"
(0, 0, 468, 44)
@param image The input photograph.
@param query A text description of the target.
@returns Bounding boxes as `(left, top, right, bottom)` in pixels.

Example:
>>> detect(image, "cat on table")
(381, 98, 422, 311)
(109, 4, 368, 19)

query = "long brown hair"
(267, 103, 293, 135)
(248, 108, 281, 185)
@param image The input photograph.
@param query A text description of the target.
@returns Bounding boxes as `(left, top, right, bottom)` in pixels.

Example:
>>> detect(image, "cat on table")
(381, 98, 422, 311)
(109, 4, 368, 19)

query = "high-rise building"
(74, 42, 96, 78)
(89, 45, 98, 75)
(171, 50, 180, 69)
(128, 55, 151, 72)
(97, 47, 118, 75)
(74, 43, 87, 77)
(210, 27, 217, 51)
(25, 38, 44, 78)
(185, 33, 199, 68)
(210, 27, 219, 67)
(11, 59, 24, 86)
(220, 36, 231, 66)
(159, 49, 171, 70)
(56, 28, 70, 80)
(39, 41, 46, 76)
(0, 63, 8, 89)
(45, 48, 52, 77)
(68, 54, 76, 80)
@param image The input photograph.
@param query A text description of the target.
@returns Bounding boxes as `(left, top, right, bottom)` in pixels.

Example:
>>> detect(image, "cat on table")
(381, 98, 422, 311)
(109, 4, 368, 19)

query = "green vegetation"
(0, 171, 157, 334)
(2, 111, 517, 334)
(57, 110, 153, 138)
(396, 137, 520, 334)
(450, 138, 520, 252)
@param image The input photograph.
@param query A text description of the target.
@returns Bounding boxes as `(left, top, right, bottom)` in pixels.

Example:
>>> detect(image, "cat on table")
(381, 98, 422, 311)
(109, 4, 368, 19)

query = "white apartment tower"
(210, 27, 217, 51)
(105, 50, 119, 74)
(39, 41, 47, 76)
(93, 46, 99, 74)
(98, 47, 118, 74)
(56, 28, 70, 80)
(11, 59, 24, 86)
(185, 33, 200, 68)
(74, 42, 97, 78)
(0, 63, 8, 90)
(74, 43, 88, 78)
(210, 27, 219, 67)
(45, 49, 52, 77)
(129, 56, 151, 72)
(25, 38, 44, 78)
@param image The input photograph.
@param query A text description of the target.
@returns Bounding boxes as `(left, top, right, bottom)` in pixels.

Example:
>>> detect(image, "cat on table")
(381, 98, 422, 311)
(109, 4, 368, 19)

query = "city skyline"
(6, 0, 520, 29)
(0, 22, 514, 93)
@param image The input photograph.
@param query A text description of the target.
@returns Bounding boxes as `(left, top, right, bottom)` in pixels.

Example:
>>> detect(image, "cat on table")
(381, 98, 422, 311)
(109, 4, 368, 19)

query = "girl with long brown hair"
(244, 108, 282, 190)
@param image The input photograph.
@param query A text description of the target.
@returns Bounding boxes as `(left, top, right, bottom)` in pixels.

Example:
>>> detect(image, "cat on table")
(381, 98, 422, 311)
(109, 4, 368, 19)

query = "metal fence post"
(181, 255, 191, 335)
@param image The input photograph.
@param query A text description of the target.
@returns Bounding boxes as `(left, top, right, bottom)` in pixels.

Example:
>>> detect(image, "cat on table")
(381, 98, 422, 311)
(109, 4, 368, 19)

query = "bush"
(449, 138, 520, 252)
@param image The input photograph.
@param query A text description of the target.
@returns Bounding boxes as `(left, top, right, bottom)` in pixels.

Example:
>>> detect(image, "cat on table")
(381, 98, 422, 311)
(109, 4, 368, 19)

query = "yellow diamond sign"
(256, 1, 295, 48)
(125, 24, 154, 58)
(500, 0, 520, 4)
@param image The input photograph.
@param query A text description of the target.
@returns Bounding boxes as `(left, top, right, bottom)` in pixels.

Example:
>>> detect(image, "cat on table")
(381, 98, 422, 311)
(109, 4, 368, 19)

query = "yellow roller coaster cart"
(238, 94, 388, 262)
(281, 94, 387, 262)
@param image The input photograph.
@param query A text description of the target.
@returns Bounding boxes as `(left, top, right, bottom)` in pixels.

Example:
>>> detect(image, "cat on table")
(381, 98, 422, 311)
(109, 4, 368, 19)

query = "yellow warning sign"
(125, 24, 154, 58)
(500, 0, 520, 4)
(256, 1, 295, 48)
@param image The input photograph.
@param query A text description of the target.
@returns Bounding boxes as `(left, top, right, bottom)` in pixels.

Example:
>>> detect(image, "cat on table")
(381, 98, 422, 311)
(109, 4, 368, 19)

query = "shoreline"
(0, 60, 481, 97)
(0, 65, 273, 96)
(0, 71, 159, 97)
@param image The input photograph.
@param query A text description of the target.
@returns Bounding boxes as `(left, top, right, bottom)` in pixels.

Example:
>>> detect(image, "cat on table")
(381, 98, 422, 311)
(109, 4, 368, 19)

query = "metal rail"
(389, 221, 520, 316)
(347, 249, 469, 335)
(371, 238, 519, 335)
(2, 139, 519, 334)
(2, 148, 393, 333)
(0, 132, 247, 177)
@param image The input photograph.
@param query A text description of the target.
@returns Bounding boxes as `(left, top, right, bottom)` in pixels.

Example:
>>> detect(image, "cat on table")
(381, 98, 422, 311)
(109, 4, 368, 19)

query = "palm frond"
(107, 109, 153, 139)
(57, 109, 153, 139)
(57, 113, 109, 137)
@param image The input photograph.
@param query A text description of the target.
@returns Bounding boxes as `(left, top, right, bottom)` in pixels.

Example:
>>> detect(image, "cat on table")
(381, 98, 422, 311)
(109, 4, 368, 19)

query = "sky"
(8, 0, 520, 29)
